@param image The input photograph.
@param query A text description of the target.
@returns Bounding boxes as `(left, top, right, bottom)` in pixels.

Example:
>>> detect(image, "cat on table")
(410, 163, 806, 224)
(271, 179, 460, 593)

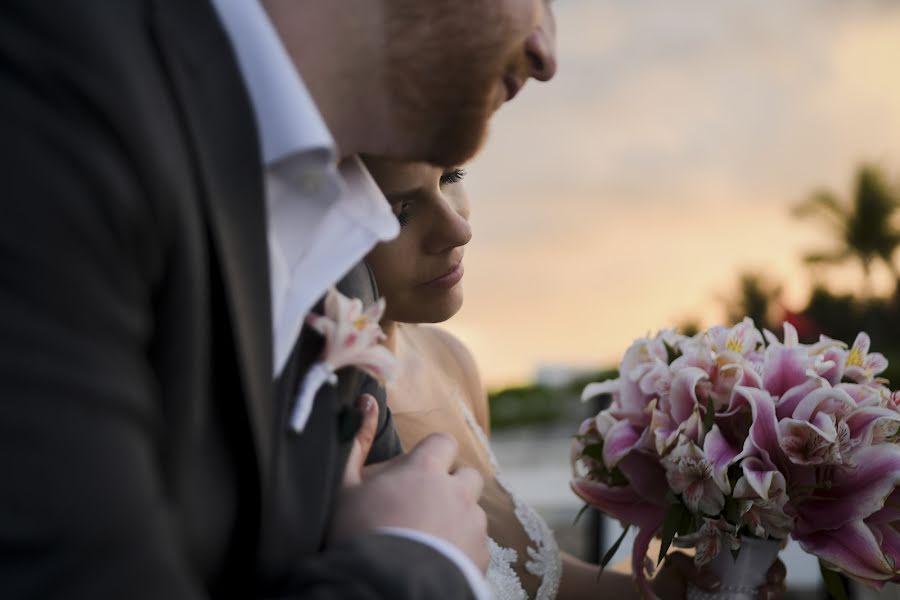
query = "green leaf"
(703, 396, 716, 434)
(664, 340, 682, 363)
(582, 443, 604, 463)
(724, 497, 742, 525)
(658, 503, 686, 565)
(677, 507, 695, 535)
(819, 561, 849, 600)
(573, 503, 592, 526)
(600, 525, 631, 572)
(608, 467, 629, 487)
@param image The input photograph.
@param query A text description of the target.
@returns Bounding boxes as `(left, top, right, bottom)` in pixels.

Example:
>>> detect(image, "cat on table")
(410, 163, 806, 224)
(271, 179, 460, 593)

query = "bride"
(361, 158, 786, 600)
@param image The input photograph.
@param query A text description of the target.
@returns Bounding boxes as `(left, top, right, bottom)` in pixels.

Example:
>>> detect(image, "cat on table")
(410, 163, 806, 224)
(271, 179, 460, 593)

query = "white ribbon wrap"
(289, 361, 338, 432)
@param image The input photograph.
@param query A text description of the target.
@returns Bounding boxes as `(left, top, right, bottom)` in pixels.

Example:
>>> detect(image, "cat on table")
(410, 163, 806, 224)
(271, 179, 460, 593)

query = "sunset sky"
(444, 0, 900, 388)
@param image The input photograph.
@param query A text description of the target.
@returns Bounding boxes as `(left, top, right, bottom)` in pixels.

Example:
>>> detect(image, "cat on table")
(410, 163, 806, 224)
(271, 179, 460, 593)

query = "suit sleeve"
(0, 7, 204, 599)
(271, 534, 477, 600)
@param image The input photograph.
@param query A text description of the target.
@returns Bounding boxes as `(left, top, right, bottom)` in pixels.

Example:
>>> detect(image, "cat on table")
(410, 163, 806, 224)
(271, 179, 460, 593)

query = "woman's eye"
(440, 168, 466, 186)
(394, 200, 412, 227)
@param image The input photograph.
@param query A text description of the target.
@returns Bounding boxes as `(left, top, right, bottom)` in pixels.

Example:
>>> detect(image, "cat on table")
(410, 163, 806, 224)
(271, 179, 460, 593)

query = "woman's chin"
(423, 304, 463, 324)
(402, 291, 464, 324)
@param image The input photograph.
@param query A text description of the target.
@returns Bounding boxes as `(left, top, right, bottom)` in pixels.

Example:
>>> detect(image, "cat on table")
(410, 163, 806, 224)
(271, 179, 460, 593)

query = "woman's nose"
(426, 204, 472, 254)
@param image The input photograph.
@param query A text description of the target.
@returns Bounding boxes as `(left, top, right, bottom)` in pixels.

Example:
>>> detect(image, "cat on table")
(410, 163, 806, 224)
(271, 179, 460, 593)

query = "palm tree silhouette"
(722, 271, 782, 331)
(793, 164, 900, 297)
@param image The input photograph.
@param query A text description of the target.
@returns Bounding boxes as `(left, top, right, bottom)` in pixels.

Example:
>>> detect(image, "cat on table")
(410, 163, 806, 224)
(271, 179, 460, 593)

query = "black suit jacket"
(0, 0, 472, 598)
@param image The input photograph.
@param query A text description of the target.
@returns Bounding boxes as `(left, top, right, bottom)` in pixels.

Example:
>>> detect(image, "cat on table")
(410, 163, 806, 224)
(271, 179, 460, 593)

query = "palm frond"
(793, 190, 847, 232)
(802, 249, 852, 266)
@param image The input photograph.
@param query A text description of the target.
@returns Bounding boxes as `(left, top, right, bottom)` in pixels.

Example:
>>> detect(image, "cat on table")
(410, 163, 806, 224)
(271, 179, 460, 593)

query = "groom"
(0, 0, 556, 598)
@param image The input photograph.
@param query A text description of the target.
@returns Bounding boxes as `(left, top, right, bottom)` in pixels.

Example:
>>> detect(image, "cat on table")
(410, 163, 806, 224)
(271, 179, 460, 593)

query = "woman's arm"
(557, 551, 641, 600)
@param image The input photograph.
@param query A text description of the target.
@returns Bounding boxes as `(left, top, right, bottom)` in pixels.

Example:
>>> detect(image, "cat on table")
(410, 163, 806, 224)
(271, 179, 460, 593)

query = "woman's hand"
(651, 552, 787, 600)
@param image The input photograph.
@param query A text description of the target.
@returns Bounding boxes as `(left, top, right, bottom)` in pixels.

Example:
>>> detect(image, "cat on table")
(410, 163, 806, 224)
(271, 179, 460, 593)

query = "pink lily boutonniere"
(289, 288, 397, 433)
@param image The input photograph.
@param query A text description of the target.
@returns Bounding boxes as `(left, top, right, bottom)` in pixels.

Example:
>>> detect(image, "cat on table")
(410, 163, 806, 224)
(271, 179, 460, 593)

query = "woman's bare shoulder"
(412, 325, 490, 432)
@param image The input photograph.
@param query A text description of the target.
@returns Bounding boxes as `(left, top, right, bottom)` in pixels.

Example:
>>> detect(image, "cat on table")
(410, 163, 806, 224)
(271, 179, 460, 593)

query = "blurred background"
(443, 1, 900, 598)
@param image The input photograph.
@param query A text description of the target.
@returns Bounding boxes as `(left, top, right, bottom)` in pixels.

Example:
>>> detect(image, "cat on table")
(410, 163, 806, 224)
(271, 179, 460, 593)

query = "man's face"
(385, 0, 557, 167)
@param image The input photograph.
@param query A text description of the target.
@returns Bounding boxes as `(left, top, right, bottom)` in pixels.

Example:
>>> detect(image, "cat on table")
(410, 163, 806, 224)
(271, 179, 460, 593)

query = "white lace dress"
(391, 394, 562, 600)
(460, 401, 562, 600)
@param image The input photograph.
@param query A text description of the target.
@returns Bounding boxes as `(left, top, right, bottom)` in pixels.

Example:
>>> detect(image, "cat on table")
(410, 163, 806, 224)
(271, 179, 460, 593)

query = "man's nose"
(525, 8, 557, 82)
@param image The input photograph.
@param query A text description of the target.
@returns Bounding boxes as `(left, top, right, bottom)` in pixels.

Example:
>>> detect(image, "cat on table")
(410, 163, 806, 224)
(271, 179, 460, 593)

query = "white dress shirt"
(208, 3, 490, 598)
(207, 0, 398, 376)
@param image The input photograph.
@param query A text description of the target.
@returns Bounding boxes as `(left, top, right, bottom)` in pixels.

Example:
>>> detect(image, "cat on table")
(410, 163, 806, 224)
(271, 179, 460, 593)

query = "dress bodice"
(390, 369, 561, 600)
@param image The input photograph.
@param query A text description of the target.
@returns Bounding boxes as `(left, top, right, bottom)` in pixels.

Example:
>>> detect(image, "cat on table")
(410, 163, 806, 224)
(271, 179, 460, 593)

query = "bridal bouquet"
(571, 318, 900, 599)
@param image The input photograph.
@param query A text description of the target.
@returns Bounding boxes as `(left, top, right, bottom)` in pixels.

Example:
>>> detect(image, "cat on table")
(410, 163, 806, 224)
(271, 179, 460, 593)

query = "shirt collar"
(210, 0, 335, 167)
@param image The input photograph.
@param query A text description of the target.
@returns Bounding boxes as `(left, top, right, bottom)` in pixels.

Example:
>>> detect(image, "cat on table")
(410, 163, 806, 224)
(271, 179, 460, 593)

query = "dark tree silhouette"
(793, 164, 900, 296)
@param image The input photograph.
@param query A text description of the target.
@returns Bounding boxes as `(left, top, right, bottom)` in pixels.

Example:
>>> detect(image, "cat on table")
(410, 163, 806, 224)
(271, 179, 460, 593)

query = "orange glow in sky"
(443, 0, 900, 388)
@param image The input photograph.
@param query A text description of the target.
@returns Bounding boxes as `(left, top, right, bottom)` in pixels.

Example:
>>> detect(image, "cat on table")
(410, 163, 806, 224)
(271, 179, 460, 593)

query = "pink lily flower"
(707, 317, 765, 363)
(289, 288, 396, 432)
(719, 385, 787, 475)
(762, 323, 840, 398)
(762, 323, 817, 398)
(572, 450, 669, 600)
(306, 288, 396, 381)
(674, 517, 741, 567)
(733, 463, 794, 539)
(582, 376, 651, 431)
(777, 387, 857, 466)
(845, 406, 900, 448)
(844, 333, 889, 384)
(703, 424, 749, 496)
(792, 445, 900, 588)
(774, 377, 828, 420)
(659, 367, 709, 438)
(575, 319, 900, 595)
(620, 335, 670, 383)
(817, 338, 849, 385)
(662, 434, 726, 515)
(601, 418, 644, 468)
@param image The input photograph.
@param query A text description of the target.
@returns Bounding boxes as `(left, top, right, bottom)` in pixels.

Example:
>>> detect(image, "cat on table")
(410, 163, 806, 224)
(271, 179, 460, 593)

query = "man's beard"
(385, 3, 522, 166)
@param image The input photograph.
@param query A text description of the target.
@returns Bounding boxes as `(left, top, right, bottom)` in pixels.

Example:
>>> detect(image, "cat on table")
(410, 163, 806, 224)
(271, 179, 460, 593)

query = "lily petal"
(617, 451, 671, 504)
(704, 425, 745, 494)
(736, 457, 779, 500)
(602, 419, 642, 468)
(667, 367, 708, 424)
(794, 445, 900, 535)
(582, 379, 619, 402)
(796, 520, 895, 583)
(774, 377, 827, 420)
(570, 477, 665, 526)
(792, 386, 857, 422)
(846, 407, 900, 446)
(728, 386, 785, 472)
(763, 346, 811, 398)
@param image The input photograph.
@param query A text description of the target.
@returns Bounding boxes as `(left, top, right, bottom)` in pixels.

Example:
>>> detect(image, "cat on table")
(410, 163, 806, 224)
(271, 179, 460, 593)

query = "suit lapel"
(151, 0, 273, 485)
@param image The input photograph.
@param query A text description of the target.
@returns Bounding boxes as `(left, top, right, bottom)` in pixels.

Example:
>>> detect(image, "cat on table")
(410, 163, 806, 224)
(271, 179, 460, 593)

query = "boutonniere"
(289, 287, 397, 432)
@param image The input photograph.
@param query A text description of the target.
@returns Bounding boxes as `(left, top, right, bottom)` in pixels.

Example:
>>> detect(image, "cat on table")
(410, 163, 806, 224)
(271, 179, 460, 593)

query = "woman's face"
(365, 158, 472, 324)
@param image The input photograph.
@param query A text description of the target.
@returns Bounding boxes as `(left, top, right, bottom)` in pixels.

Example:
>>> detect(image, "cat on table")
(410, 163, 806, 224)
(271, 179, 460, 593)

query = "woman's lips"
(422, 263, 464, 289)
